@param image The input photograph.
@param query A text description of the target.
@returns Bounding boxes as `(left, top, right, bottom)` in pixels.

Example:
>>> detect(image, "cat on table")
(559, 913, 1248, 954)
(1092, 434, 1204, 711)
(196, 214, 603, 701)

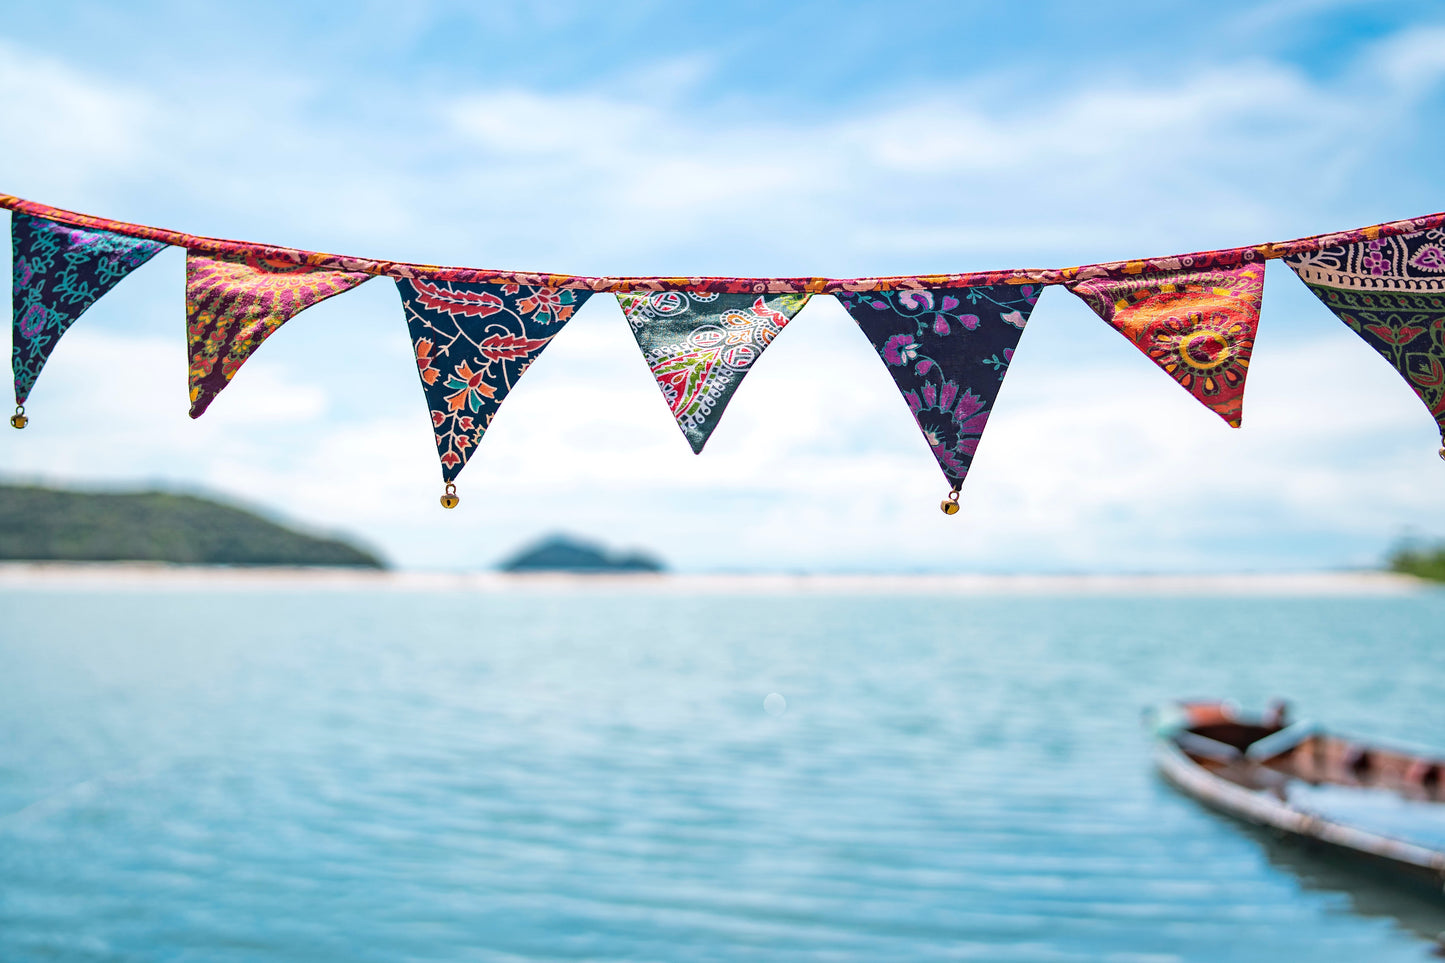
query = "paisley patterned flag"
(1066, 263, 1265, 427)
(617, 291, 810, 453)
(1285, 229, 1445, 439)
(11, 214, 166, 408)
(836, 285, 1040, 489)
(397, 278, 591, 481)
(187, 251, 371, 417)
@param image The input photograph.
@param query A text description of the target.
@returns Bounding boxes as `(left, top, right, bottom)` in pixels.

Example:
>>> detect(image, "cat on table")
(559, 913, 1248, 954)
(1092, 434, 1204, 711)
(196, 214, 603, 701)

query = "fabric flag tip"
(618, 291, 810, 454)
(185, 250, 370, 417)
(1286, 228, 1445, 445)
(397, 278, 592, 482)
(1067, 264, 1264, 427)
(11, 213, 166, 408)
(837, 284, 1041, 501)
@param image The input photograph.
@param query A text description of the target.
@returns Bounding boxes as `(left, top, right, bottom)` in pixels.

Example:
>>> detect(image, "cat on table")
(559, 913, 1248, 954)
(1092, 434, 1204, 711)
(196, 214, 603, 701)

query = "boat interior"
(1163, 700, 1445, 900)
(1176, 702, 1445, 805)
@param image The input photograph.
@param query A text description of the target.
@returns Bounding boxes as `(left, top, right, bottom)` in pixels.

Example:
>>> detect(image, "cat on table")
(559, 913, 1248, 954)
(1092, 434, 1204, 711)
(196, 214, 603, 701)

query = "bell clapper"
(940, 487, 961, 516)
(440, 482, 459, 510)
(9, 405, 26, 430)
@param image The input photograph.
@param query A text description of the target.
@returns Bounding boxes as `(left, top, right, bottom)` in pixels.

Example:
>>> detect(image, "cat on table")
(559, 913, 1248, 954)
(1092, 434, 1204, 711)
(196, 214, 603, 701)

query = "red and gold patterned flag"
(1067, 263, 1265, 427)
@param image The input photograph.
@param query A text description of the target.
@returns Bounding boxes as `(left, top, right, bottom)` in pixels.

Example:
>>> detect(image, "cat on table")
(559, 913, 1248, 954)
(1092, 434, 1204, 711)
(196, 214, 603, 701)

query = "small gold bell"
(9, 407, 26, 430)
(440, 483, 459, 509)
(940, 488, 960, 515)
(1439, 443, 1445, 462)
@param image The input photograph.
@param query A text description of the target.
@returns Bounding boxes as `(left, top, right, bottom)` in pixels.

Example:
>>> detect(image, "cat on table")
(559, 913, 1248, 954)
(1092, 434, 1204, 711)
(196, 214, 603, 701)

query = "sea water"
(2, 584, 1444, 961)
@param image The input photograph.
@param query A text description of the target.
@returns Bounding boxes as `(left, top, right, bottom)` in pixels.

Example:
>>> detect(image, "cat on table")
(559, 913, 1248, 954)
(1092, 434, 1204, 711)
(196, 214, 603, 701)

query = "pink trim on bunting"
(3, 192, 1443, 294)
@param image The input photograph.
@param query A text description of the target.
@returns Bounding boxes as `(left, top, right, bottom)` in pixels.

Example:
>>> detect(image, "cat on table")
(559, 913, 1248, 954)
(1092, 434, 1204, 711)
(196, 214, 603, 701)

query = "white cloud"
(0, 40, 159, 194)
(1364, 24, 1445, 94)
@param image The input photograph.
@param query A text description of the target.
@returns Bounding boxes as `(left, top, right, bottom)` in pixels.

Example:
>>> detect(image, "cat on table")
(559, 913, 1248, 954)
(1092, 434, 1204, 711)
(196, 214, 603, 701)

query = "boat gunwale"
(1155, 736, 1445, 879)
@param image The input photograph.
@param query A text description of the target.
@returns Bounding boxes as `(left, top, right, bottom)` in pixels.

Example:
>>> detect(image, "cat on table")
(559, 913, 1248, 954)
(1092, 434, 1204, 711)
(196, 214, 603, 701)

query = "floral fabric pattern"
(836, 285, 1040, 488)
(1067, 264, 1265, 427)
(187, 250, 370, 417)
(397, 278, 592, 481)
(1286, 229, 1445, 437)
(617, 291, 810, 452)
(11, 213, 165, 405)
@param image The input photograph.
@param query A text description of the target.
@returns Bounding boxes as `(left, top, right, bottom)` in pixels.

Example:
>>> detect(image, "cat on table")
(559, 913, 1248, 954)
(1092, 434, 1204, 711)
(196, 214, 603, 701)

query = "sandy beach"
(0, 562, 1428, 595)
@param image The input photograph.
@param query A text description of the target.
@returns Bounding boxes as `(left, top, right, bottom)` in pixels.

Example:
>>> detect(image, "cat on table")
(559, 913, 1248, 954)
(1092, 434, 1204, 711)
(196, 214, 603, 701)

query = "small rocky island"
(0, 483, 384, 568)
(500, 534, 664, 573)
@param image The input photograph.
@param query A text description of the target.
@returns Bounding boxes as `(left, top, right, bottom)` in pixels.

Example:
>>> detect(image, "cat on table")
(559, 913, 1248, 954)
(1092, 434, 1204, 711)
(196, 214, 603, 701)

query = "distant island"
(0, 483, 384, 568)
(500, 534, 664, 573)
(1389, 543, 1445, 583)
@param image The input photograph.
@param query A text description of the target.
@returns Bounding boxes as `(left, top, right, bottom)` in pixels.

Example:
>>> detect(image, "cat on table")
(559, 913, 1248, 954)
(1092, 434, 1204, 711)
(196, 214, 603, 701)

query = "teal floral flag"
(11, 213, 166, 409)
(617, 291, 811, 452)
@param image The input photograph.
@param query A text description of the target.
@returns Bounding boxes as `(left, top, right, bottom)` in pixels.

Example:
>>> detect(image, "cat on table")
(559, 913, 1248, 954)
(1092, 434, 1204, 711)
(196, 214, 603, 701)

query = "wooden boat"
(1152, 700, 1445, 896)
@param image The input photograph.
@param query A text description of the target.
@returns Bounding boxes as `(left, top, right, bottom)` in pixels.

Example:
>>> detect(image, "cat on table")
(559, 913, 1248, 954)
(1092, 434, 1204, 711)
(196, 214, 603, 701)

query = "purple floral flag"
(12, 213, 166, 407)
(835, 285, 1040, 489)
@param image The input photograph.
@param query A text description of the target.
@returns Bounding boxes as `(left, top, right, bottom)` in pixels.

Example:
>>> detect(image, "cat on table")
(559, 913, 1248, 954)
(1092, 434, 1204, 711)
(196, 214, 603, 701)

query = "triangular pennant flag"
(11, 213, 166, 411)
(617, 291, 810, 453)
(1286, 230, 1445, 440)
(186, 251, 370, 418)
(397, 278, 592, 484)
(836, 284, 1039, 492)
(1067, 263, 1265, 427)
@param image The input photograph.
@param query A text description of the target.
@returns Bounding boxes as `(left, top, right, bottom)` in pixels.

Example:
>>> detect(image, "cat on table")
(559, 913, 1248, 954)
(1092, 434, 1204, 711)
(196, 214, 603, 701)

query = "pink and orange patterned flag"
(1066, 263, 1266, 426)
(186, 251, 371, 417)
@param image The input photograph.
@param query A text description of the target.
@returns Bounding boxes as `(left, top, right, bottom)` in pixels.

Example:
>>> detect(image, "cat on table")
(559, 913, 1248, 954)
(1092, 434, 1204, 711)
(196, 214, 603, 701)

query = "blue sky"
(2, 0, 1444, 572)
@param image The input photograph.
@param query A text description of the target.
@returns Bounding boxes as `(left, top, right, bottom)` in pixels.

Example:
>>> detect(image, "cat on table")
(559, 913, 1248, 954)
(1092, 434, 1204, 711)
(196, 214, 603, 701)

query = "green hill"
(1389, 544, 1445, 583)
(0, 483, 384, 568)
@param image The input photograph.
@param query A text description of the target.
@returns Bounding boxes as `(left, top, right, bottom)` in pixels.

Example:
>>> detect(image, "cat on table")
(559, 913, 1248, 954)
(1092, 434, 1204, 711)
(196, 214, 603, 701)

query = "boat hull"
(1153, 705, 1445, 899)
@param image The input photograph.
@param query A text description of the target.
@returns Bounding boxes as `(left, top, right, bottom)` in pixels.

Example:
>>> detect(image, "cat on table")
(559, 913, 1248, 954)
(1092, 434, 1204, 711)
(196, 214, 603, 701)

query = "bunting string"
(6, 192, 1444, 514)
(4, 193, 1444, 293)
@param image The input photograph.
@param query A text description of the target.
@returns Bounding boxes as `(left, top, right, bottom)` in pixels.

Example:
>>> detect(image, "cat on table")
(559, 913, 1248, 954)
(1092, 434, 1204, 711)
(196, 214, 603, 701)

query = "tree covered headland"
(1389, 544, 1445, 583)
(0, 483, 384, 568)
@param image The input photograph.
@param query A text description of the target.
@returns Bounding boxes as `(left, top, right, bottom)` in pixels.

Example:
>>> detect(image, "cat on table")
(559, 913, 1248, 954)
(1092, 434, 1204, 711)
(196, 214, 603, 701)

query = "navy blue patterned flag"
(835, 284, 1040, 492)
(397, 278, 593, 489)
(11, 213, 167, 409)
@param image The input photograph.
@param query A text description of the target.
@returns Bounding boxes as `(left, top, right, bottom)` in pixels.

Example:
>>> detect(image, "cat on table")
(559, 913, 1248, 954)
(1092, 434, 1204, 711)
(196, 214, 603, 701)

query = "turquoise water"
(2, 586, 1445, 961)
